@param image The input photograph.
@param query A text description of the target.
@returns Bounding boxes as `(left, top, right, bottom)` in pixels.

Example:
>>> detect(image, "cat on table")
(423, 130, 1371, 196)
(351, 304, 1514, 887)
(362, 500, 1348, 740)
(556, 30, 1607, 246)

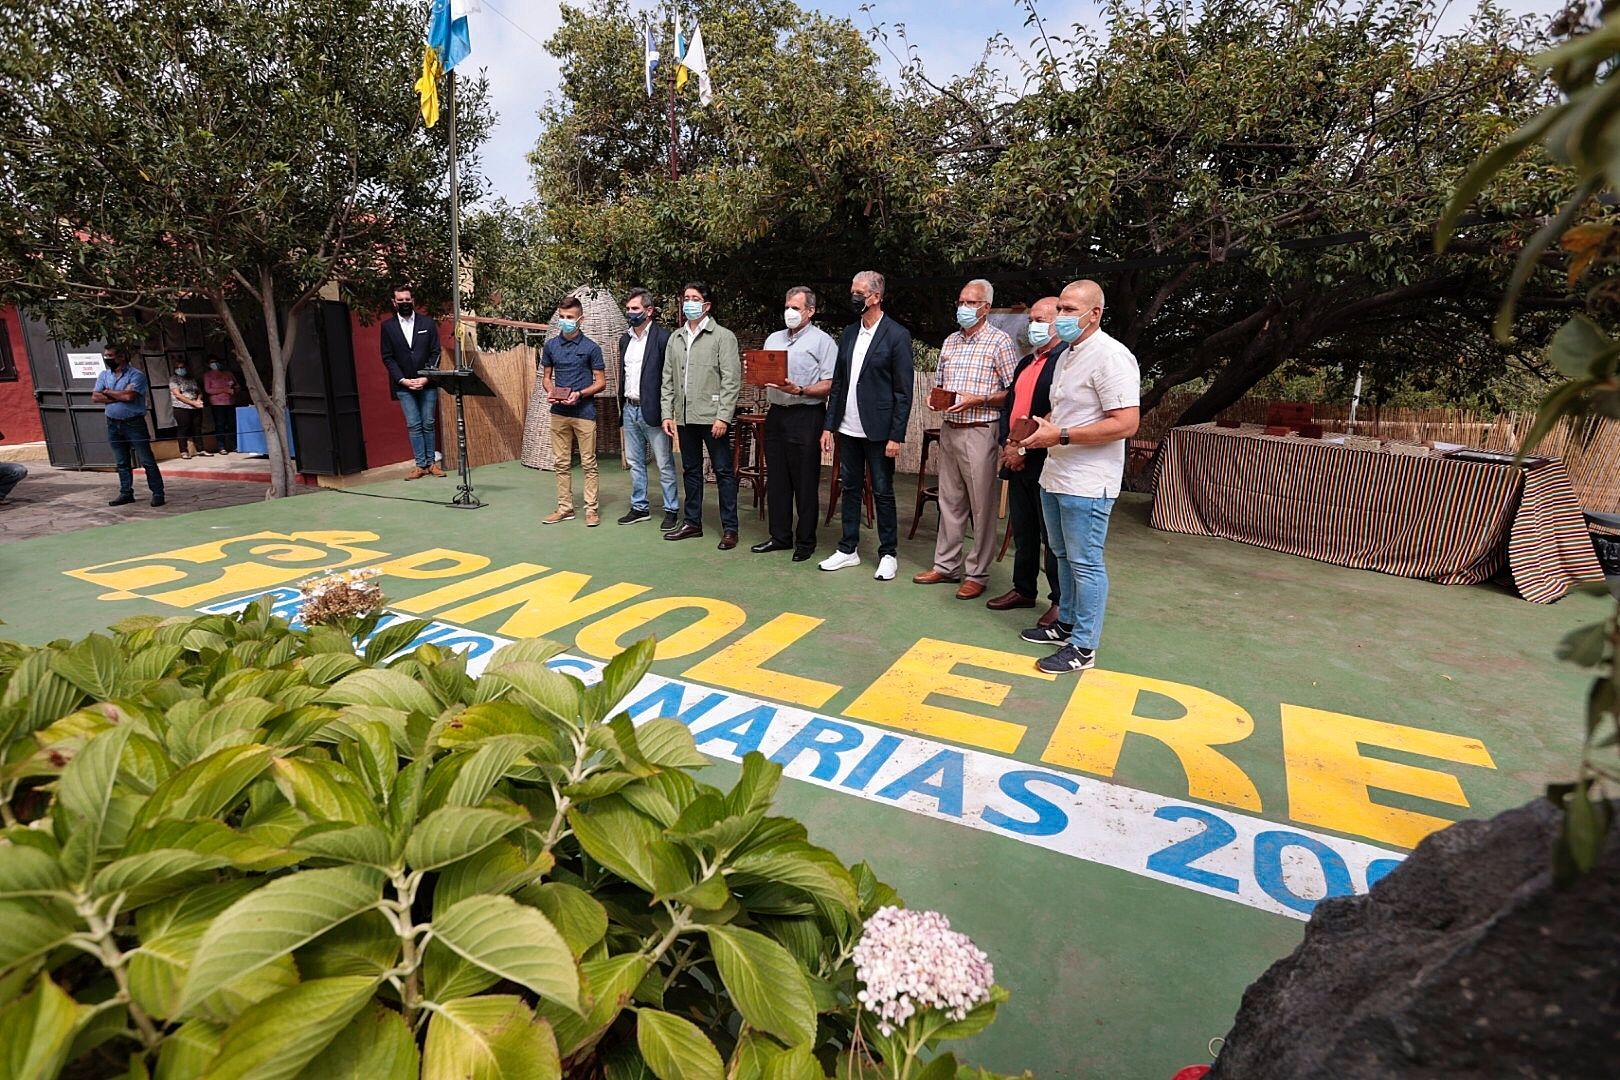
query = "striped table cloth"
(1149, 424, 1603, 603)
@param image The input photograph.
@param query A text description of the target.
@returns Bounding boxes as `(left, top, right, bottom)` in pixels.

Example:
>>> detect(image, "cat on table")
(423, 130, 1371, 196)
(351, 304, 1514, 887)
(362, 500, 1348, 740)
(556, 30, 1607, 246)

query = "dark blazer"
(824, 314, 914, 444)
(379, 313, 442, 399)
(998, 342, 1067, 480)
(617, 322, 672, 428)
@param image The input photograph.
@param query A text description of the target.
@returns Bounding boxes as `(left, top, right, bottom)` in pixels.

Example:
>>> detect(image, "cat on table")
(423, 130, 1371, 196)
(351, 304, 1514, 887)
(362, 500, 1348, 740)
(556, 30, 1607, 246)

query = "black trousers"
(765, 404, 826, 553)
(173, 407, 202, 452)
(1007, 467, 1061, 602)
(210, 404, 236, 452)
(676, 423, 739, 533)
(836, 434, 898, 557)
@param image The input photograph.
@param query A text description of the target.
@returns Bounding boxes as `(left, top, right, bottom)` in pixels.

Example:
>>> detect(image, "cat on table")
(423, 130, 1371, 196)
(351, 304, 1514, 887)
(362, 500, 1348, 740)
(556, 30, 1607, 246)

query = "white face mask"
(783, 307, 803, 330)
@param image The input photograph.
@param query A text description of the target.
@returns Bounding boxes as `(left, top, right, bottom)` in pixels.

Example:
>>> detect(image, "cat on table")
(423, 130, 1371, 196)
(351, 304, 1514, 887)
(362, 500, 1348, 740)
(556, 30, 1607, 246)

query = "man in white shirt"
(819, 271, 914, 581)
(753, 286, 839, 561)
(1013, 279, 1140, 674)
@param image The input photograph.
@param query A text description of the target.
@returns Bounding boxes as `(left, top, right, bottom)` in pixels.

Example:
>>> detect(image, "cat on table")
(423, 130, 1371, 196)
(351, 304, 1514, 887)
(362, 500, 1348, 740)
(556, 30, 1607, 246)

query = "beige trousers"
(932, 421, 1001, 583)
(551, 415, 598, 513)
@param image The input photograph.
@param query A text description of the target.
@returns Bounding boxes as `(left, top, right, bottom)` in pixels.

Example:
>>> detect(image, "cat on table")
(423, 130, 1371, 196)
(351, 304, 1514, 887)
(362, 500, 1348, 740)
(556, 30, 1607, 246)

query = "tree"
(0, 0, 492, 496)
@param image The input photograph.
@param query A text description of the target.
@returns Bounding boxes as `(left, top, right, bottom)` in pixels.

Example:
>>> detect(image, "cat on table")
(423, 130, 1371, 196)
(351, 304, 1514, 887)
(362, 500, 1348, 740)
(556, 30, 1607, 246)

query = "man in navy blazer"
(616, 288, 680, 529)
(379, 284, 444, 479)
(818, 270, 913, 582)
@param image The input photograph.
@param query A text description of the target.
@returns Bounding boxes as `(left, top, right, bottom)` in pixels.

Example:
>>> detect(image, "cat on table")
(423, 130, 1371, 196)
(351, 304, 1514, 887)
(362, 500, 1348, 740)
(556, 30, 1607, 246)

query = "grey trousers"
(932, 421, 1001, 583)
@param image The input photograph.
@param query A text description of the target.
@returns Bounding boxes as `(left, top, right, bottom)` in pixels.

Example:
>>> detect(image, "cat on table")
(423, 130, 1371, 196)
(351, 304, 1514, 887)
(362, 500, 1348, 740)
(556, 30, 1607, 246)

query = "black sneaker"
(1019, 623, 1072, 644)
(1036, 644, 1095, 675)
(618, 507, 651, 525)
(660, 511, 680, 532)
(150, 494, 166, 507)
(108, 494, 135, 506)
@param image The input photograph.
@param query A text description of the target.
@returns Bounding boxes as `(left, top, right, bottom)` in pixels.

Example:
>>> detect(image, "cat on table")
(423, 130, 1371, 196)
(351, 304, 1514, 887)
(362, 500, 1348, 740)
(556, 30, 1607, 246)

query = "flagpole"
(666, 48, 680, 180)
(448, 68, 463, 370)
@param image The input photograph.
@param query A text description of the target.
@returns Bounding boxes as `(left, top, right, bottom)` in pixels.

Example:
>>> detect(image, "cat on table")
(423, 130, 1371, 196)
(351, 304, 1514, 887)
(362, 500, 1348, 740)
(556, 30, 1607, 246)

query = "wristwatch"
(1059, 428, 1070, 446)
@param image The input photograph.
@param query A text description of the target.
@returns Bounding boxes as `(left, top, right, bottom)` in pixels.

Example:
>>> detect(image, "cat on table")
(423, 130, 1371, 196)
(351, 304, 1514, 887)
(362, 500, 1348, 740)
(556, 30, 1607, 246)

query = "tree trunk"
(210, 289, 297, 498)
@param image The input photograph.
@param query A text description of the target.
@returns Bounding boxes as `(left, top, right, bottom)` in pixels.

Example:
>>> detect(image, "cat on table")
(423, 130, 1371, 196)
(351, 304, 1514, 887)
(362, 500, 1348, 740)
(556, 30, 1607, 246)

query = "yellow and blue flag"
(416, 0, 480, 127)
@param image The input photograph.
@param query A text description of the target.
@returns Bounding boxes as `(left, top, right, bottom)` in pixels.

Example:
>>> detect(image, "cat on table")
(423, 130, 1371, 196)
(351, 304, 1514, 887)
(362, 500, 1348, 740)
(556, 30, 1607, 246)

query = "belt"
(625, 397, 639, 405)
(948, 420, 994, 428)
(772, 402, 824, 409)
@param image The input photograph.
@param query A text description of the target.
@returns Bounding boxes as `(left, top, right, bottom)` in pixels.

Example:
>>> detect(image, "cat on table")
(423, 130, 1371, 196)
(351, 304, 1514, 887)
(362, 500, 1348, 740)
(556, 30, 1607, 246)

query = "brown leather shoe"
(986, 589, 1036, 611)
(585, 510, 600, 527)
(1038, 603, 1060, 627)
(404, 466, 427, 480)
(717, 532, 738, 550)
(912, 569, 962, 585)
(427, 463, 446, 477)
(955, 580, 986, 600)
(665, 523, 704, 541)
(543, 508, 576, 524)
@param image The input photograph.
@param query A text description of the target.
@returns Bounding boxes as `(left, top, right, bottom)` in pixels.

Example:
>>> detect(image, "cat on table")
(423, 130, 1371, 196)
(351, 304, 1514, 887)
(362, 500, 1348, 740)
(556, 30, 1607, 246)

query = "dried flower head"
(295, 567, 385, 627)
(852, 906, 994, 1036)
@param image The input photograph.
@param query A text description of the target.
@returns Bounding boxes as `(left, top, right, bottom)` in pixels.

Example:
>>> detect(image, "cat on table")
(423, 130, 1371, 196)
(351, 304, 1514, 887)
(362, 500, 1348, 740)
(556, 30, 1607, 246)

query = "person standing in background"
(203, 354, 240, 454)
(378, 283, 444, 480)
(92, 344, 165, 507)
(168, 362, 211, 459)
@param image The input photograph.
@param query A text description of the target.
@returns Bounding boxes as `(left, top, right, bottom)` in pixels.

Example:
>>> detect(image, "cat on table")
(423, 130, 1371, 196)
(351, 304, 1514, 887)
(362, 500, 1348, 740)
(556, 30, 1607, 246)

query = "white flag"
(679, 23, 712, 106)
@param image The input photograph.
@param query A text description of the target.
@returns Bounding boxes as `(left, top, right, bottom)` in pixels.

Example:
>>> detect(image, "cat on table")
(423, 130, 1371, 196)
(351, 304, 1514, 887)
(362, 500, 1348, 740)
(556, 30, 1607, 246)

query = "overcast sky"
(464, 0, 1570, 207)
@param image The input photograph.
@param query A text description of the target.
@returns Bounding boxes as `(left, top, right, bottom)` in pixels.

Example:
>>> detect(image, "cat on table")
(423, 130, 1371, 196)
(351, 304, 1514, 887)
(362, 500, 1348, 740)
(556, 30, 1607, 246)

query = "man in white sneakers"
(1012, 279, 1139, 675)
(818, 271, 914, 581)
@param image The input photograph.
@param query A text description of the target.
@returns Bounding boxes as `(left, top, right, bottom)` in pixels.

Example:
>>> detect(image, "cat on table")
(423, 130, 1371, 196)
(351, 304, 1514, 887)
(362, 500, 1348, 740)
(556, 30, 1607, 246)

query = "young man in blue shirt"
(92, 344, 165, 507)
(542, 296, 607, 527)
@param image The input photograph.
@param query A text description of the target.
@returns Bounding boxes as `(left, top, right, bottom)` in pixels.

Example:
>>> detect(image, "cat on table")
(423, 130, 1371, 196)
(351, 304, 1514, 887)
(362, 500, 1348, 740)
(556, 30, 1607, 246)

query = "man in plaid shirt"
(913, 278, 1021, 599)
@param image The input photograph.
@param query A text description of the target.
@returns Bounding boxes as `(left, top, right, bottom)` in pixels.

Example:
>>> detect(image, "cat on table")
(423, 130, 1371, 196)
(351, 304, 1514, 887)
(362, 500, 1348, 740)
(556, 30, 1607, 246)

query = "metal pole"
(666, 59, 680, 180)
(1349, 367, 1364, 429)
(446, 70, 483, 510)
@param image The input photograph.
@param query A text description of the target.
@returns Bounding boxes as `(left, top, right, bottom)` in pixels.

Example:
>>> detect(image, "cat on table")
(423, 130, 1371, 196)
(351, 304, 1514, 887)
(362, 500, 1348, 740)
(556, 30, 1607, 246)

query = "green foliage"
(0, 603, 1010, 1077)
(1439, 5, 1620, 882)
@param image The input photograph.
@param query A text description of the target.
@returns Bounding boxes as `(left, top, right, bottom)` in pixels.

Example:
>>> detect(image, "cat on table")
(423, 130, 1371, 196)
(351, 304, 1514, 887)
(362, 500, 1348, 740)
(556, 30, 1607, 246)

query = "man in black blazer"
(616, 288, 680, 529)
(990, 295, 1065, 624)
(818, 270, 913, 581)
(379, 284, 444, 479)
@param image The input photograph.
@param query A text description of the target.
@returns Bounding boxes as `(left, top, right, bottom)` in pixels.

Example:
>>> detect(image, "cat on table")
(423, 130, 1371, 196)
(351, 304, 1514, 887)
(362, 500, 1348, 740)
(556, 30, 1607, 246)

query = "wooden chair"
(907, 428, 943, 539)
(730, 413, 768, 518)
(824, 450, 876, 527)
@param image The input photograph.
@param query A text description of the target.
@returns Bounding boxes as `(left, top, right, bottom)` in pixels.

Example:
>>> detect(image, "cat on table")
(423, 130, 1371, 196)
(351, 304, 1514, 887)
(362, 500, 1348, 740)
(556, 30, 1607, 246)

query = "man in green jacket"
(661, 281, 743, 549)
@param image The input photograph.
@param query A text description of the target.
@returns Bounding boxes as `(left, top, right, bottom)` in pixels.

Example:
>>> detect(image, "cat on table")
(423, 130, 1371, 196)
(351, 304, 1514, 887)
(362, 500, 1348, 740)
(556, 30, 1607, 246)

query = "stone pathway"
(0, 463, 300, 543)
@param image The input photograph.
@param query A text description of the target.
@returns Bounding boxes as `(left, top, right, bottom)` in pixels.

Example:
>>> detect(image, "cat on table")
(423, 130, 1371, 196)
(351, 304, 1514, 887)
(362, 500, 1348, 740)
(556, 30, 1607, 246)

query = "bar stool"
(731, 413, 768, 517)
(824, 449, 876, 526)
(907, 428, 942, 539)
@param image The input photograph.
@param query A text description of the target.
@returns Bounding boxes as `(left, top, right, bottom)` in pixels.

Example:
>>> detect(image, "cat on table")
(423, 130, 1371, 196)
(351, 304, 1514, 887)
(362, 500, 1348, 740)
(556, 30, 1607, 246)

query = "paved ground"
(0, 460, 1605, 1078)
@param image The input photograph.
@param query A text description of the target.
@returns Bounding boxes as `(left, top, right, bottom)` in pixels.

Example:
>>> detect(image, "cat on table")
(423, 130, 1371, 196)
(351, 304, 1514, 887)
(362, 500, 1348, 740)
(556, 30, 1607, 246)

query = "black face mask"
(396, 302, 414, 317)
(625, 311, 647, 327)
(103, 357, 119, 370)
(850, 293, 868, 314)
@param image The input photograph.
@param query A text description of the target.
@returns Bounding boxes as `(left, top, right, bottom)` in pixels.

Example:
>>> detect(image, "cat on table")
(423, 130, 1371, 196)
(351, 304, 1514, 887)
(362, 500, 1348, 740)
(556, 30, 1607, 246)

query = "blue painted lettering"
(770, 717, 865, 780)
(981, 770, 1078, 837)
(874, 750, 965, 818)
(692, 705, 778, 757)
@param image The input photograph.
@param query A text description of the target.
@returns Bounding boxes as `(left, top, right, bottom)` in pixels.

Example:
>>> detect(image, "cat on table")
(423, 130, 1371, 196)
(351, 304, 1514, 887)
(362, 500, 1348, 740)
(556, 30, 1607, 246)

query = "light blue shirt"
(94, 366, 150, 421)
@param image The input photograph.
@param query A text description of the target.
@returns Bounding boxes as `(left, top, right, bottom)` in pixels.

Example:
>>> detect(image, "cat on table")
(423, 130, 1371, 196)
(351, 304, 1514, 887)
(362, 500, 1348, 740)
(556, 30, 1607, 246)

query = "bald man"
(1012, 279, 1140, 674)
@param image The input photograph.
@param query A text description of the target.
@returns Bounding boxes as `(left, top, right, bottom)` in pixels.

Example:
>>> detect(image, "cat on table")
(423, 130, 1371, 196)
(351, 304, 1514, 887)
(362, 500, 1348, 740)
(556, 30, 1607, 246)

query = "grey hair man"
(752, 286, 838, 560)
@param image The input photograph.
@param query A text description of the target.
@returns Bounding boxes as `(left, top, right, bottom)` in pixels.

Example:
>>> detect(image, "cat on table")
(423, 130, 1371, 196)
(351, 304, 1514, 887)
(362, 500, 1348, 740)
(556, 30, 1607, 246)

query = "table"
(1149, 424, 1603, 603)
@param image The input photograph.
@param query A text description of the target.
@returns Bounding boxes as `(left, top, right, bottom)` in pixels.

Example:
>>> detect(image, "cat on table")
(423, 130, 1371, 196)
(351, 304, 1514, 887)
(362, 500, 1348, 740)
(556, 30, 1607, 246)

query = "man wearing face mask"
(616, 288, 680, 530)
(202, 355, 240, 454)
(819, 270, 913, 581)
(661, 282, 743, 549)
(91, 343, 165, 507)
(915, 278, 1020, 600)
(1013, 279, 1140, 675)
(379, 284, 444, 480)
(542, 296, 608, 527)
(988, 296, 1065, 623)
(753, 286, 838, 561)
(168, 361, 211, 459)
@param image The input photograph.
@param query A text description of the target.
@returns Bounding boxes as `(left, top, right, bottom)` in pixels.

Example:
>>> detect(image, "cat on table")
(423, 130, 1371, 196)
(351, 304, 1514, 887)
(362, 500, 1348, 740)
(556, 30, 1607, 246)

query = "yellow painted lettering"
(368, 547, 491, 582)
(682, 613, 843, 709)
(1280, 704, 1496, 849)
(438, 570, 649, 640)
(576, 596, 747, 660)
(843, 638, 1042, 754)
(1043, 671, 1261, 811)
(394, 562, 549, 614)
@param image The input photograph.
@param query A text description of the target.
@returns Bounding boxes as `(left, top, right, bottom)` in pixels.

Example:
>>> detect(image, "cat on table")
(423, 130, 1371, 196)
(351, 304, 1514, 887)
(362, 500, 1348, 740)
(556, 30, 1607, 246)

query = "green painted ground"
(0, 460, 1605, 1078)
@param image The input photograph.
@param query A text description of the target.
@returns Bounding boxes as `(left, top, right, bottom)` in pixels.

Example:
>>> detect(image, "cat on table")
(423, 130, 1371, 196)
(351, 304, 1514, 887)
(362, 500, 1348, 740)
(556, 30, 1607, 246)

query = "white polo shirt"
(1039, 327, 1140, 499)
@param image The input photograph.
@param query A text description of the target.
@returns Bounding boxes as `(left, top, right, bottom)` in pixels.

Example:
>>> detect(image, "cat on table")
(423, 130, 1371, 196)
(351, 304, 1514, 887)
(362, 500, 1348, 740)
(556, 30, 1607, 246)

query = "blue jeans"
(837, 435, 898, 557)
(397, 386, 439, 467)
(107, 416, 164, 497)
(0, 461, 26, 500)
(623, 404, 679, 513)
(1040, 489, 1116, 650)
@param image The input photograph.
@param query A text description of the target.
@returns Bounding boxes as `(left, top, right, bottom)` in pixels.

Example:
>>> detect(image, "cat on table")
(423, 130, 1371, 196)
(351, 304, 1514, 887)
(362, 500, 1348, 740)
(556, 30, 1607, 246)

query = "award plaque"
(744, 349, 789, 386)
(1009, 417, 1038, 443)
(928, 387, 955, 411)
(547, 386, 575, 404)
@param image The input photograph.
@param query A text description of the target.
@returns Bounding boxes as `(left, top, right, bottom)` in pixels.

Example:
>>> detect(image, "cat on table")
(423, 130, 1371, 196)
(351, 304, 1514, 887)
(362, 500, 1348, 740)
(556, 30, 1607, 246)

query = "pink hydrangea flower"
(852, 906, 994, 1036)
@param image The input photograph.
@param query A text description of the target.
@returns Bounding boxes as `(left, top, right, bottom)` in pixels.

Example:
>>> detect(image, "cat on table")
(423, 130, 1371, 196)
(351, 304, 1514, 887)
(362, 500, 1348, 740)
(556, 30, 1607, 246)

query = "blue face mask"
(682, 300, 705, 322)
(557, 318, 578, 336)
(1026, 322, 1052, 348)
(955, 304, 981, 330)
(1054, 315, 1084, 343)
(174, 367, 189, 378)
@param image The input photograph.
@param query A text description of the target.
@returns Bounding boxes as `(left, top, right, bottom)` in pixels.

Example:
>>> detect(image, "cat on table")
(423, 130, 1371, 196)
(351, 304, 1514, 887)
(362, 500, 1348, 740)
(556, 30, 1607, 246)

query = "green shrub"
(0, 601, 1012, 1079)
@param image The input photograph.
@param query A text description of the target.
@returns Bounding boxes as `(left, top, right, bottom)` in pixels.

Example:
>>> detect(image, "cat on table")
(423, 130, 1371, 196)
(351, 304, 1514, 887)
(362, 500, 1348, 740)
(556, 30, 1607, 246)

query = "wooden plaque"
(744, 349, 789, 387)
(928, 387, 956, 411)
(1009, 417, 1038, 443)
(1214, 418, 1242, 429)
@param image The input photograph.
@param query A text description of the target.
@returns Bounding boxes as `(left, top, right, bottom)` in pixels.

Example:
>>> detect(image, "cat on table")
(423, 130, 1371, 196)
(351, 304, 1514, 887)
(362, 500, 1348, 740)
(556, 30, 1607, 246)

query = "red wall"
(350, 311, 414, 468)
(0, 307, 44, 444)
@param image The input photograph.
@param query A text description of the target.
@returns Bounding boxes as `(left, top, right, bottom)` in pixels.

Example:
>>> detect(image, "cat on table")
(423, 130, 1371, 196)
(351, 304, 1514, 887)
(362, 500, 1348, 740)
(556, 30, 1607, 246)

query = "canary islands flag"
(416, 0, 480, 127)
